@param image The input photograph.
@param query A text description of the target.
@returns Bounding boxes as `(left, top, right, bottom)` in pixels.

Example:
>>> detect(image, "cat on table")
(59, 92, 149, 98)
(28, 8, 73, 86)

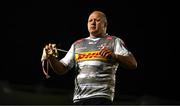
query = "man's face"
(87, 12, 106, 36)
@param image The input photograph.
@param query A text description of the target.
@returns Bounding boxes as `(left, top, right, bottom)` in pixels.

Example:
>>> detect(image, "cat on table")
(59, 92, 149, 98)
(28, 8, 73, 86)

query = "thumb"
(41, 48, 48, 62)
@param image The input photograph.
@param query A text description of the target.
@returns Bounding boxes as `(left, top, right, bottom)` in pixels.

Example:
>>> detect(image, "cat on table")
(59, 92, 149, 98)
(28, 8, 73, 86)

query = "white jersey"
(60, 35, 129, 103)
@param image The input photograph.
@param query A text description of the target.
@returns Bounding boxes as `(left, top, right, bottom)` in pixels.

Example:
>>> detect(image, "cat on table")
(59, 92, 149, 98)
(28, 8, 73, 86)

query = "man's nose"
(92, 20, 96, 25)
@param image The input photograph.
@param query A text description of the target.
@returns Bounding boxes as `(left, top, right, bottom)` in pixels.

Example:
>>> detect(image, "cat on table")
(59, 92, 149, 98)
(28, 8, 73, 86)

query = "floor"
(0, 81, 179, 105)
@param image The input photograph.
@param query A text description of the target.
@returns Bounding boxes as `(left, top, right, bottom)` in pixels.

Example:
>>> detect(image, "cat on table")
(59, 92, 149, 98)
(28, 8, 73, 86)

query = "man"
(41, 10, 137, 105)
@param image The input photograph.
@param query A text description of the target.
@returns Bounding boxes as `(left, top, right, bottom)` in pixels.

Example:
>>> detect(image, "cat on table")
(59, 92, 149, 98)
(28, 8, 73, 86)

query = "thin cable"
(57, 48, 80, 54)
(42, 60, 50, 79)
(41, 48, 68, 79)
(57, 48, 68, 53)
(41, 48, 81, 79)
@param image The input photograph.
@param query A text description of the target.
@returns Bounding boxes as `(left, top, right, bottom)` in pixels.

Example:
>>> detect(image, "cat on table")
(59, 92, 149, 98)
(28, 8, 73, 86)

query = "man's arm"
(48, 55, 68, 75)
(41, 43, 69, 75)
(113, 38, 137, 70)
(99, 48, 137, 70)
(114, 52, 137, 70)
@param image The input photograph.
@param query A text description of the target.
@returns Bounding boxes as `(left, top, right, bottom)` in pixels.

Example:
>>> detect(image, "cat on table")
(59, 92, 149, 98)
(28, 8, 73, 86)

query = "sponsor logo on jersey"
(75, 51, 107, 61)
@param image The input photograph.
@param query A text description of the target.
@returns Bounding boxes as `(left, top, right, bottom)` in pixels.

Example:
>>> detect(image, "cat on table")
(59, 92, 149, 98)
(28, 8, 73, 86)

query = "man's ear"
(104, 22, 107, 27)
(104, 22, 107, 31)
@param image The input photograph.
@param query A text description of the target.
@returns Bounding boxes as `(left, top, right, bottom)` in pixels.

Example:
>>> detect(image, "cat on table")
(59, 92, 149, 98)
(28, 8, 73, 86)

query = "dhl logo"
(75, 51, 107, 61)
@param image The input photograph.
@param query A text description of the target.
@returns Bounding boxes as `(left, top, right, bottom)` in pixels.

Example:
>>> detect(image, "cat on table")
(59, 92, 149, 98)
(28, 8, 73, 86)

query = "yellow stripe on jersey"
(75, 51, 107, 62)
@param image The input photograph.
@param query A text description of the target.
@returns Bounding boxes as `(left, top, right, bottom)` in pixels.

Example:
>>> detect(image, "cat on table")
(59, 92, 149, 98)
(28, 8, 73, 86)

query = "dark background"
(3, 0, 175, 105)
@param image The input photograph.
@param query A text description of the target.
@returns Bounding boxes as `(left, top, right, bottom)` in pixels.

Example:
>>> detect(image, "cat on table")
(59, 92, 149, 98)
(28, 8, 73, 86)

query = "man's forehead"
(89, 12, 103, 19)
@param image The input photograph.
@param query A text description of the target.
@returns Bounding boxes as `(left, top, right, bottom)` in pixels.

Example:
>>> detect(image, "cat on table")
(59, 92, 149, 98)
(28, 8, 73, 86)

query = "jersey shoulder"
(106, 35, 119, 40)
(74, 38, 86, 44)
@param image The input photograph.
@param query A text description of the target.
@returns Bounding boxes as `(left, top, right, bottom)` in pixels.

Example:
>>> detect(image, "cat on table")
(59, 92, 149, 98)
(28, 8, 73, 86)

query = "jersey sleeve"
(60, 44, 75, 70)
(114, 38, 130, 56)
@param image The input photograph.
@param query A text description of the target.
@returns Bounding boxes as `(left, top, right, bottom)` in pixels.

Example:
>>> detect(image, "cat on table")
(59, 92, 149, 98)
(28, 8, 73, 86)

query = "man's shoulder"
(108, 34, 124, 40)
(74, 38, 86, 44)
(106, 35, 119, 40)
(106, 35, 125, 44)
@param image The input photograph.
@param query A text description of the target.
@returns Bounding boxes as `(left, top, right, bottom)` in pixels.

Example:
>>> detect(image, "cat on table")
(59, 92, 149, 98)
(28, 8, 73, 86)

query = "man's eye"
(88, 20, 92, 22)
(96, 19, 100, 22)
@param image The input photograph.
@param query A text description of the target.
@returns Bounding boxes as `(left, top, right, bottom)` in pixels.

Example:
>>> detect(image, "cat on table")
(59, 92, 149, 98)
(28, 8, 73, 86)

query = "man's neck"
(89, 33, 107, 38)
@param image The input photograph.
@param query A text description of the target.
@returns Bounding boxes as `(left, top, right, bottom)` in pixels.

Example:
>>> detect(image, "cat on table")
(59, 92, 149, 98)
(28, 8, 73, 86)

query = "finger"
(106, 52, 113, 58)
(49, 43, 52, 49)
(105, 51, 112, 58)
(100, 49, 109, 57)
(52, 44, 56, 49)
(100, 48, 113, 58)
(102, 50, 108, 57)
(41, 48, 48, 61)
(100, 47, 110, 52)
(99, 49, 103, 55)
(100, 47, 107, 53)
(99, 49, 106, 56)
(101, 46, 107, 50)
(45, 45, 49, 50)
(104, 52, 112, 58)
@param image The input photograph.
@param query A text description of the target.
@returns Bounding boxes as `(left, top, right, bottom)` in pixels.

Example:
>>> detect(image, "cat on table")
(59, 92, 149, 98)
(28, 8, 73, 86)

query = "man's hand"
(99, 47, 116, 60)
(41, 43, 58, 61)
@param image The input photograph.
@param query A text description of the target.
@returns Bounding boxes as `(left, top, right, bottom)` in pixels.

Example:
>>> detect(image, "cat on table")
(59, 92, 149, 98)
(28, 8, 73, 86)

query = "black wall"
(5, 0, 174, 104)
